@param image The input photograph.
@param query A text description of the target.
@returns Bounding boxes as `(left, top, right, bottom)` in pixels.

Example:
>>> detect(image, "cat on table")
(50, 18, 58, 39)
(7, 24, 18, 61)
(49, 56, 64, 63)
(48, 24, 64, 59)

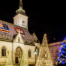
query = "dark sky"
(0, 0, 66, 43)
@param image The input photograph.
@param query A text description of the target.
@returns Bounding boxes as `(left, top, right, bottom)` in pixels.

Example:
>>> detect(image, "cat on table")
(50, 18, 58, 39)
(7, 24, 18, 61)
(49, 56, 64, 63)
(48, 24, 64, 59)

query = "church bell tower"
(13, 0, 28, 29)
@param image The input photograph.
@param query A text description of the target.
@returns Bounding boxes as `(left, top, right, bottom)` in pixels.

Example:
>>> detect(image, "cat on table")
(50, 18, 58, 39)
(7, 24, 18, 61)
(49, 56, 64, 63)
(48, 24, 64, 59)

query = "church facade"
(0, 0, 40, 65)
(0, 0, 63, 66)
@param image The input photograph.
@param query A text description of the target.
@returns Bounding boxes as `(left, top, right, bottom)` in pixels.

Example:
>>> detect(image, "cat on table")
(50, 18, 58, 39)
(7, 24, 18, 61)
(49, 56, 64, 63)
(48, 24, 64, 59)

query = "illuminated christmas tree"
(6, 51, 13, 66)
(20, 48, 28, 66)
(57, 37, 66, 65)
(35, 34, 53, 66)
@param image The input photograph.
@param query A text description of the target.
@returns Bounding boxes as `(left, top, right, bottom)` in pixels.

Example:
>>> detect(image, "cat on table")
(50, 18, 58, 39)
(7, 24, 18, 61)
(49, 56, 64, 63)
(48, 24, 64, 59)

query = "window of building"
(2, 47, 6, 56)
(52, 53, 53, 56)
(51, 47, 53, 53)
(22, 21, 25, 26)
(16, 23, 17, 25)
(28, 50, 31, 58)
(56, 47, 58, 52)
(56, 53, 58, 57)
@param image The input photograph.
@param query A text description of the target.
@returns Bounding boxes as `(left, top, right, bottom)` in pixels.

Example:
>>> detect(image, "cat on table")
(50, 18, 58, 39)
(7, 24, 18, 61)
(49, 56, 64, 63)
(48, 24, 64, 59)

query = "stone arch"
(15, 46, 22, 64)
(28, 49, 31, 58)
(16, 46, 22, 51)
(1, 46, 7, 57)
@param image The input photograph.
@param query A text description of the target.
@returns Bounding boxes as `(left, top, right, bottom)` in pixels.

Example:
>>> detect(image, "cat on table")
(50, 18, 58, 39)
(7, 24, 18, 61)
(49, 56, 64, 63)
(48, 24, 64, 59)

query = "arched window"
(28, 50, 31, 58)
(2, 47, 6, 56)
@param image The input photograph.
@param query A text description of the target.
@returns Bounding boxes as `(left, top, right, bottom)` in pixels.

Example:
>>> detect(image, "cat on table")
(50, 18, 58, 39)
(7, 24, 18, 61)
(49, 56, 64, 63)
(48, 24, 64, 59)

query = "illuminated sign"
(14, 27, 25, 35)
(0, 23, 9, 34)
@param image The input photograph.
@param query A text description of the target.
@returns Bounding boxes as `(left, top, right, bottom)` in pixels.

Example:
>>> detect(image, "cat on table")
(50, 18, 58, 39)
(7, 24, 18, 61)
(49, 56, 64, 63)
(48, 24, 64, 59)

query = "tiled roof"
(0, 20, 34, 45)
(31, 35, 38, 41)
(31, 33, 40, 43)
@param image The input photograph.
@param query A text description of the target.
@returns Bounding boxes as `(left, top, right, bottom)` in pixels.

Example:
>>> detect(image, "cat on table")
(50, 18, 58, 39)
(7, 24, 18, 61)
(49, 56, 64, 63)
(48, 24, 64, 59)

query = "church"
(0, 0, 40, 65)
(0, 0, 63, 66)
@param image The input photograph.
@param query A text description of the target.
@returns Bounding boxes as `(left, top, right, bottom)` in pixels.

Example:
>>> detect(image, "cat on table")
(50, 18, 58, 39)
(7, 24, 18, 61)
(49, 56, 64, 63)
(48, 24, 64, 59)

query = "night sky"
(0, 0, 66, 43)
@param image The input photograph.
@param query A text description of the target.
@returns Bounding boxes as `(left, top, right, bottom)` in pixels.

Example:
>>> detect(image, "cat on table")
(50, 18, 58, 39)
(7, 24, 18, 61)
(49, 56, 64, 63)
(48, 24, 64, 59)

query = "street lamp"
(34, 47, 37, 65)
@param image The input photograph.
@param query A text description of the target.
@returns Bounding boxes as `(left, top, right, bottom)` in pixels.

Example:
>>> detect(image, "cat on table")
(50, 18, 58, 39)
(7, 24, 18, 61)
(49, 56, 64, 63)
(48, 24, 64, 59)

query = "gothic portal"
(15, 47, 22, 63)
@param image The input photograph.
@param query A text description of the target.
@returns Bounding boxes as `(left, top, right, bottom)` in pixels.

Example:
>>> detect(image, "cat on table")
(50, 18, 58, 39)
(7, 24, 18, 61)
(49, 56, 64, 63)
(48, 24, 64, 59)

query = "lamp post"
(34, 47, 37, 65)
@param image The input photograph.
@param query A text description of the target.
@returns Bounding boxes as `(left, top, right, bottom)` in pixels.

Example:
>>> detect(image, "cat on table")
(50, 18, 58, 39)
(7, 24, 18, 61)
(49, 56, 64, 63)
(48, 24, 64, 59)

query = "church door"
(15, 47, 22, 64)
(15, 57, 18, 63)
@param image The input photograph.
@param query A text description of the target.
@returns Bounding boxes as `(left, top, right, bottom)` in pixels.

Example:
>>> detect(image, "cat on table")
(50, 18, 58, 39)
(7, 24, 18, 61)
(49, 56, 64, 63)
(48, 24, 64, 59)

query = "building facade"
(48, 41, 62, 65)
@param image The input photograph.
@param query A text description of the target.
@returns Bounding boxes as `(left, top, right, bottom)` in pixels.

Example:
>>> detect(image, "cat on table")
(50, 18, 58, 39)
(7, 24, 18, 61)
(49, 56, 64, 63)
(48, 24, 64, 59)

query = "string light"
(58, 58, 61, 61)
(64, 37, 66, 40)
(57, 38, 66, 65)
(62, 42, 64, 45)
(62, 60, 65, 64)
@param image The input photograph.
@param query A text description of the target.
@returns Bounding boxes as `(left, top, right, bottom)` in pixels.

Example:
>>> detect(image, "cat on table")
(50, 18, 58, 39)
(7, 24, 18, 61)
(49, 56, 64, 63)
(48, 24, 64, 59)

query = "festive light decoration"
(65, 56, 66, 58)
(62, 60, 65, 64)
(62, 42, 64, 45)
(35, 34, 53, 66)
(59, 53, 61, 57)
(63, 44, 66, 48)
(62, 50, 65, 54)
(57, 38, 66, 65)
(58, 58, 61, 61)
(64, 37, 66, 40)
(6, 51, 13, 66)
(20, 48, 28, 66)
(60, 47, 63, 51)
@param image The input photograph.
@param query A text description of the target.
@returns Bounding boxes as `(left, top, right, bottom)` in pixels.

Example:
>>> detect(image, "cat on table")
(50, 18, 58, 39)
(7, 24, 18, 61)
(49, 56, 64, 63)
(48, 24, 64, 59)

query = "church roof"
(0, 20, 34, 46)
(31, 33, 40, 43)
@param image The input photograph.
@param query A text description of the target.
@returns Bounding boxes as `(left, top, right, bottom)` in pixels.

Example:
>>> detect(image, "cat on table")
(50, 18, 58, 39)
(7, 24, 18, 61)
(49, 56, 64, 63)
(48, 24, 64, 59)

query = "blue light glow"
(64, 37, 66, 40)
(62, 42, 64, 45)
(62, 51, 65, 54)
(16, 23, 17, 25)
(34, 51, 37, 55)
(63, 44, 66, 48)
(65, 56, 66, 58)
(58, 58, 61, 61)
(59, 52, 61, 57)
(60, 47, 63, 51)
(62, 60, 65, 64)
(23, 23, 25, 26)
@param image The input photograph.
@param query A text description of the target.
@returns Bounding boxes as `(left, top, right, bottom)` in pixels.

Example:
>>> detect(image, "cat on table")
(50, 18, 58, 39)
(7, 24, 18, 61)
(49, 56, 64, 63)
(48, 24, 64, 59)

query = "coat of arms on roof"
(14, 27, 25, 35)
(0, 23, 9, 34)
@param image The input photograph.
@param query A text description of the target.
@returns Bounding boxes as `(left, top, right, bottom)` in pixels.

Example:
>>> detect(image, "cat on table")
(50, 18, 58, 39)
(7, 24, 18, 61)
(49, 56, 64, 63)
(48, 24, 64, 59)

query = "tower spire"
(16, 0, 26, 15)
(19, 0, 23, 9)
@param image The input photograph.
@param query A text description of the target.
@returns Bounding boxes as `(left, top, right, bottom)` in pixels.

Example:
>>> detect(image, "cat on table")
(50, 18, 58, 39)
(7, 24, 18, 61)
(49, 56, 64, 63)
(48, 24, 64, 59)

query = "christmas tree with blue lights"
(57, 37, 66, 66)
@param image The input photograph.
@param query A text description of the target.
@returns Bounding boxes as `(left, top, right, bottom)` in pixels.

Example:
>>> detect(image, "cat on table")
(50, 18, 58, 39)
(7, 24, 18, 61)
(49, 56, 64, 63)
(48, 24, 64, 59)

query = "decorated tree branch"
(35, 34, 53, 66)
(57, 38, 66, 65)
